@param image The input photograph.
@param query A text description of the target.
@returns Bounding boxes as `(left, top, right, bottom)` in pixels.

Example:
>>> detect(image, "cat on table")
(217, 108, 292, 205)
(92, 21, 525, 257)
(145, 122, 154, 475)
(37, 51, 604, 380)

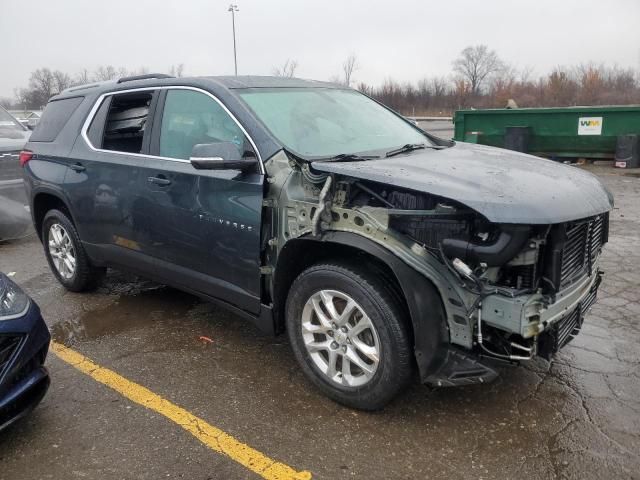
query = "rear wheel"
(286, 263, 413, 410)
(42, 209, 105, 292)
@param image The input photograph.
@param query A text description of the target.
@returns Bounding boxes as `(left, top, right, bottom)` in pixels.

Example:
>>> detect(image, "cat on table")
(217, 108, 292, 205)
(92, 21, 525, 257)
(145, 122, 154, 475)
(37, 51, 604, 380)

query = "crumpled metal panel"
(312, 142, 614, 224)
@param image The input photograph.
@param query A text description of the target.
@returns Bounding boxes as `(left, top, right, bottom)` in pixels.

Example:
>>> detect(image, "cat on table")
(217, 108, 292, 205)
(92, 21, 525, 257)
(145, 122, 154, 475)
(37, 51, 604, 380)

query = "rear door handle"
(147, 176, 172, 186)
(69, 162, 86, 172)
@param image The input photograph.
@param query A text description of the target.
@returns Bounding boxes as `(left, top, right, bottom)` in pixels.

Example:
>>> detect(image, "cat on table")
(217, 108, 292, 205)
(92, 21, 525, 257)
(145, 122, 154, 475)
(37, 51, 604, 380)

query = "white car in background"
(0, 105, 32, 240)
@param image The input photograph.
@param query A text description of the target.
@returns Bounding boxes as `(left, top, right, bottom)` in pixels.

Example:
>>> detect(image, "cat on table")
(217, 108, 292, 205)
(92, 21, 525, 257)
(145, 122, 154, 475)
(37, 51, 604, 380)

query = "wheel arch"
(272, 232, 450, 378)
(32, 190, 75, 241)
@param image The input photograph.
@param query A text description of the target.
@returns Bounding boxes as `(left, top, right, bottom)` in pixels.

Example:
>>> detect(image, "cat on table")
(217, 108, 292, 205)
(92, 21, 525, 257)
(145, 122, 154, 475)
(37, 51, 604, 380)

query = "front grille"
(545, 213, 608, 292)
(0, 335, 22, 379)
(560, 221, 590, 287)
(537, 273, 601, 359)
(0, 151, 22, 182)
(588, 214, 606, 267)
(538, 305, 582, 359)
(557, 307, 581, 348)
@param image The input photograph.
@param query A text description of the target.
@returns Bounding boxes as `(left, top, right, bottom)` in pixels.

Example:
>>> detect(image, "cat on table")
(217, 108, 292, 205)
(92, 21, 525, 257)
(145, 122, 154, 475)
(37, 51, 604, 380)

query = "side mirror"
(189, 142, 258, 171)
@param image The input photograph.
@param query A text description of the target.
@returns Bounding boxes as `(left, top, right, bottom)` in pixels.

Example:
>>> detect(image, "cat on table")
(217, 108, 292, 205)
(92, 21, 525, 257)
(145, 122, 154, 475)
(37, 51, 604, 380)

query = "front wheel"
(286, 263, 413, 410)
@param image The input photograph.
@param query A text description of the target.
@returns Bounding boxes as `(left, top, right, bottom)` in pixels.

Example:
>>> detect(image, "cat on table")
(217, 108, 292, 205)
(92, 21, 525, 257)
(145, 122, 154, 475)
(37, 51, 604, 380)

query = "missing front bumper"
(537, 272, 602, 359)
(480, 267, 603, 339)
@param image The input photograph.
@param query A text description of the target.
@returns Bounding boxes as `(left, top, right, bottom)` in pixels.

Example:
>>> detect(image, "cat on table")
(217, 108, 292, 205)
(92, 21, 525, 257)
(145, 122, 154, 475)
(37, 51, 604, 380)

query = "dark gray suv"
(22, 74, 613, 409)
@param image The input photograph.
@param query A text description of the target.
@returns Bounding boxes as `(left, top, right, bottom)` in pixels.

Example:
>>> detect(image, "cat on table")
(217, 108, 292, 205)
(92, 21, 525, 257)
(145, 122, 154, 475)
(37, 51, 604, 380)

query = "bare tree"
(433, 77, 449, 97)
(133, 66, 149, 76)
(93, 65, 119, 81)
(272, 59, 298, 78)
(0, 97, 15, 109)
(453, 78, 473, 108)
(13, 88, 29, 109)
(575, 63, 607, 105)
(545, 68, 578, 106)
(75, 69, 92, 85)
(169, 64, 185, 77)
(453, 45, 504, 95)
(29, 68, 56, 98)
(52, 70, 73, 93)
(342, 54, 358, 86)
(17, 68, 57, 108)
(356, 82, 372, 95)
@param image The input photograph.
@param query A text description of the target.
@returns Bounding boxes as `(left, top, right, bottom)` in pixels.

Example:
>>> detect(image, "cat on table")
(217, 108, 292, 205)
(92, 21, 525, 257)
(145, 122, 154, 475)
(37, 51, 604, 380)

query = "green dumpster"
(453, 105, 640, 160)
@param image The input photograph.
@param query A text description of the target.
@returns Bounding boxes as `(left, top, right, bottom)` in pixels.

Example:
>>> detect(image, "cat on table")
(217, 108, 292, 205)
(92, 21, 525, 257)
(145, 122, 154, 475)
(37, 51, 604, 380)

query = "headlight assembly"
(0, 275, 29, 320)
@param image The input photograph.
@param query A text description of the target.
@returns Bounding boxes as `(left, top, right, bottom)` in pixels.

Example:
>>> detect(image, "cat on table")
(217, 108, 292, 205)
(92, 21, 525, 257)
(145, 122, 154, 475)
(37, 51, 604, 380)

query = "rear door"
(141, 87, 264, 313)
(66, 89, 159, 272)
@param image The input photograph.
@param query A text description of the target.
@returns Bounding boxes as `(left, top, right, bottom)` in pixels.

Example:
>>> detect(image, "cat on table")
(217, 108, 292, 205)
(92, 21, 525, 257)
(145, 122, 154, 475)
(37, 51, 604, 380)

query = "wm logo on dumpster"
(578, 116, 603, 136)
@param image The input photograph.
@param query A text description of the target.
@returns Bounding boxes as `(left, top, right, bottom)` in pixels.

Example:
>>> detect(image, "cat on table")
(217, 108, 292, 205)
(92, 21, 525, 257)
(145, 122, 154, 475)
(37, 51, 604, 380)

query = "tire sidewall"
(42, 210, 84, 290)
(286, 265, 410, 408)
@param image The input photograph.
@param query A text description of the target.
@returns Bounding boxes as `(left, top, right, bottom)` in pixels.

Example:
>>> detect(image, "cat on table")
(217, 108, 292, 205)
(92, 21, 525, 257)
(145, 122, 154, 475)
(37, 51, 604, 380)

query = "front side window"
(238, 88, 430, 159)
(159, 89, 252, 160)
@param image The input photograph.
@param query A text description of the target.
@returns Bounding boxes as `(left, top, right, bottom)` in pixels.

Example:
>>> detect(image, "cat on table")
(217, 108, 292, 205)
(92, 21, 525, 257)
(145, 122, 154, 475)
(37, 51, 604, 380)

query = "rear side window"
(29, 97, 84, 142)
(86, 97, 112, 147)
(99, 91, 153, 153)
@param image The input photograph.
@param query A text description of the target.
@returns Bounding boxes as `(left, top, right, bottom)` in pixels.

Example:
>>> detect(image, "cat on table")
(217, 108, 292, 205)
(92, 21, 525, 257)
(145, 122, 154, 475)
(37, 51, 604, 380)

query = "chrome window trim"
(80, 85, 265, 174)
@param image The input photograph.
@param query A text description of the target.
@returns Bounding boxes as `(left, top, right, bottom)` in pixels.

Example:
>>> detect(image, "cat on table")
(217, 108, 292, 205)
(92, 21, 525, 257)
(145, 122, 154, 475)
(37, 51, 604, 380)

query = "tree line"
(3, 45, 640, 115)
(1, 64, 184, 110)
(357, 45, 640, 116)
(270, 46, 640, 115)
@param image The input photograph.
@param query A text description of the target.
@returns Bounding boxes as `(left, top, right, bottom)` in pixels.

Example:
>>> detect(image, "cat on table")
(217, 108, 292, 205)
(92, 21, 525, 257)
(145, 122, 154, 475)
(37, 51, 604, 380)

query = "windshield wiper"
(385, 143, 426, 157)
(385, 143, 447, 157)
(316, 153, 380, 163)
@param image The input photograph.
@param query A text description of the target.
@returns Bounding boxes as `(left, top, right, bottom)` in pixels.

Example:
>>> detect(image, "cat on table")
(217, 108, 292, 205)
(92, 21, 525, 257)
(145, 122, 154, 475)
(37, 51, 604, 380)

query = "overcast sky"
(1, 0, 639, 97)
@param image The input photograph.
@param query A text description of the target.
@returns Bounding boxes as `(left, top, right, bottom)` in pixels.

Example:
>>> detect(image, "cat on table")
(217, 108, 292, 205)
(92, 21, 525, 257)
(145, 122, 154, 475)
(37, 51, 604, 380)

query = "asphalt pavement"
(0, 165, 639, 479)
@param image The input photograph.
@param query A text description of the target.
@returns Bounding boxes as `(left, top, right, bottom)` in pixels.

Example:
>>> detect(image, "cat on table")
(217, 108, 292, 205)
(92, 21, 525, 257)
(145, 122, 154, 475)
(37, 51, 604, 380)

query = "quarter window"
(159, 89, 253, 160)
(29, 96, 84, 142)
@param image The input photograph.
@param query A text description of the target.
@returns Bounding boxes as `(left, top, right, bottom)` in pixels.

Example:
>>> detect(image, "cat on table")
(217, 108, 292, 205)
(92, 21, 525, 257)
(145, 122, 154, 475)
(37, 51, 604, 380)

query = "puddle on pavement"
(51, 287, 200, 344)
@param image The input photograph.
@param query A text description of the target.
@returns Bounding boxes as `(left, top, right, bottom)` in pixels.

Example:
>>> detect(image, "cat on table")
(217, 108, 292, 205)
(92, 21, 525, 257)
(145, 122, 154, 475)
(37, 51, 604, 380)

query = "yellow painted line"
(51, 342, 311, 480)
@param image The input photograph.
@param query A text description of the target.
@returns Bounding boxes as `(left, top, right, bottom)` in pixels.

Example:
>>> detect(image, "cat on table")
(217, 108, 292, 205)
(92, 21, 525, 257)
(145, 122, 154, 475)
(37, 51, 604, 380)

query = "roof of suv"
(55, 75, 343, 100)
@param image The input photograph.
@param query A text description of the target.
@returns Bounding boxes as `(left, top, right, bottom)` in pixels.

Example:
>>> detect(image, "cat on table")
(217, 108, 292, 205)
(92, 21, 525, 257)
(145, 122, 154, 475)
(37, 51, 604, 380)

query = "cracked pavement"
(0, 165, 639, 479)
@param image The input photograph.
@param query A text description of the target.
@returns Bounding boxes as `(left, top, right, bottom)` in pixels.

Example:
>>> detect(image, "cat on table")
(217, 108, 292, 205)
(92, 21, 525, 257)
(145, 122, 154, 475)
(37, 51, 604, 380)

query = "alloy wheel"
(301, 289, 381, 387)
(48, 223, 76, 280)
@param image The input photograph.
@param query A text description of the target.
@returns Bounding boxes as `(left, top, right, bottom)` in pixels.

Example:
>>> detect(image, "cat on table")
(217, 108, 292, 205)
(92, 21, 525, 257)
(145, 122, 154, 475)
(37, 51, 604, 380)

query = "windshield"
(238, 88, 429, 158)
(0, 108, 25, 134)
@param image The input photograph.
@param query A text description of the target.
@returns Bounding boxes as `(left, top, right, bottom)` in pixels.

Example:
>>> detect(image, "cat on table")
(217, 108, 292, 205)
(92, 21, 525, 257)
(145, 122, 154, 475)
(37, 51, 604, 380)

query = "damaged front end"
(265, 151, 610, 387)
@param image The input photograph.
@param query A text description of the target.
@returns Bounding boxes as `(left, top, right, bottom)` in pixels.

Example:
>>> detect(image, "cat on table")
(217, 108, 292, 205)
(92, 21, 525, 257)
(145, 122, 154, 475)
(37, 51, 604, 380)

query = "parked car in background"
(9, 110, 42, 130)
(21, 75, 613, 410)
(0, 106, 32, 241)
(0, 273, 50, 431)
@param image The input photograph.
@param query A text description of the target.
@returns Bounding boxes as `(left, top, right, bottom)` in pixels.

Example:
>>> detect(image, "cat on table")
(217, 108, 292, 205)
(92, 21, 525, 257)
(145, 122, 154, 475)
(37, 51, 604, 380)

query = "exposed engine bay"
(265, 152, 608, 384)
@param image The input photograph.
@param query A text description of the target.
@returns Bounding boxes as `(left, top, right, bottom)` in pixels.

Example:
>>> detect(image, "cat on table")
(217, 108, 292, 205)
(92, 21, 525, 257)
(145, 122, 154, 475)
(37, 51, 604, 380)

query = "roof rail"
(116, 73, 174, 84)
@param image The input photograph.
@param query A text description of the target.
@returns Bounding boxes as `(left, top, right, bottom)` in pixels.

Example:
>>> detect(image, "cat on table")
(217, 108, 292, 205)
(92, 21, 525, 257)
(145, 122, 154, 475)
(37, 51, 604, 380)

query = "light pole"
(228, 4, 239, 76)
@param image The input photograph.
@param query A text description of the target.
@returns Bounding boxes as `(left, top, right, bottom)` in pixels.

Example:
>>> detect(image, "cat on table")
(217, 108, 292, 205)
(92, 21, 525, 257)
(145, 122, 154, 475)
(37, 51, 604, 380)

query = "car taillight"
(19, 150, 33, 166)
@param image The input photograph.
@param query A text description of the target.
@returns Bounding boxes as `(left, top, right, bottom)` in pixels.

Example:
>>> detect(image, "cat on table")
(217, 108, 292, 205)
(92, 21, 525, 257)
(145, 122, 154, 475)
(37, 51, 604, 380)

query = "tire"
(286, 263, 413, 410)
(42, 209, 105, 292)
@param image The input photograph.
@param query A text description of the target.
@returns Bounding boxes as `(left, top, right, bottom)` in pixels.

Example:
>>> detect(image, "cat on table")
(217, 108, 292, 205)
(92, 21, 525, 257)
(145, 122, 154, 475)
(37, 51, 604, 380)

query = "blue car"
(0, 273, 50, 431)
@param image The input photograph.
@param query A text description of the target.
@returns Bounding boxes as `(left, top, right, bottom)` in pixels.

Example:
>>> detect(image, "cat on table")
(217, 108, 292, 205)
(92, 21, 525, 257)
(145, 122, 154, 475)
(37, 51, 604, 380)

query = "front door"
(141, 88, 264, 313)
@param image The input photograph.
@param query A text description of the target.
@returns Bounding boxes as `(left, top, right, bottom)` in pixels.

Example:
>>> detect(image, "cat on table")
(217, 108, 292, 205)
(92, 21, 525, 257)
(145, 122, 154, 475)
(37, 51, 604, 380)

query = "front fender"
(276, 232, 451, 380)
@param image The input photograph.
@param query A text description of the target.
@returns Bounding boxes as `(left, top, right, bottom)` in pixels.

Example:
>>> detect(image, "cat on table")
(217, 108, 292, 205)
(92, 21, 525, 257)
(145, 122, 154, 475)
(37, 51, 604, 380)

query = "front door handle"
(69, 162, 86, 172)
(148, 175, 172, 186)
